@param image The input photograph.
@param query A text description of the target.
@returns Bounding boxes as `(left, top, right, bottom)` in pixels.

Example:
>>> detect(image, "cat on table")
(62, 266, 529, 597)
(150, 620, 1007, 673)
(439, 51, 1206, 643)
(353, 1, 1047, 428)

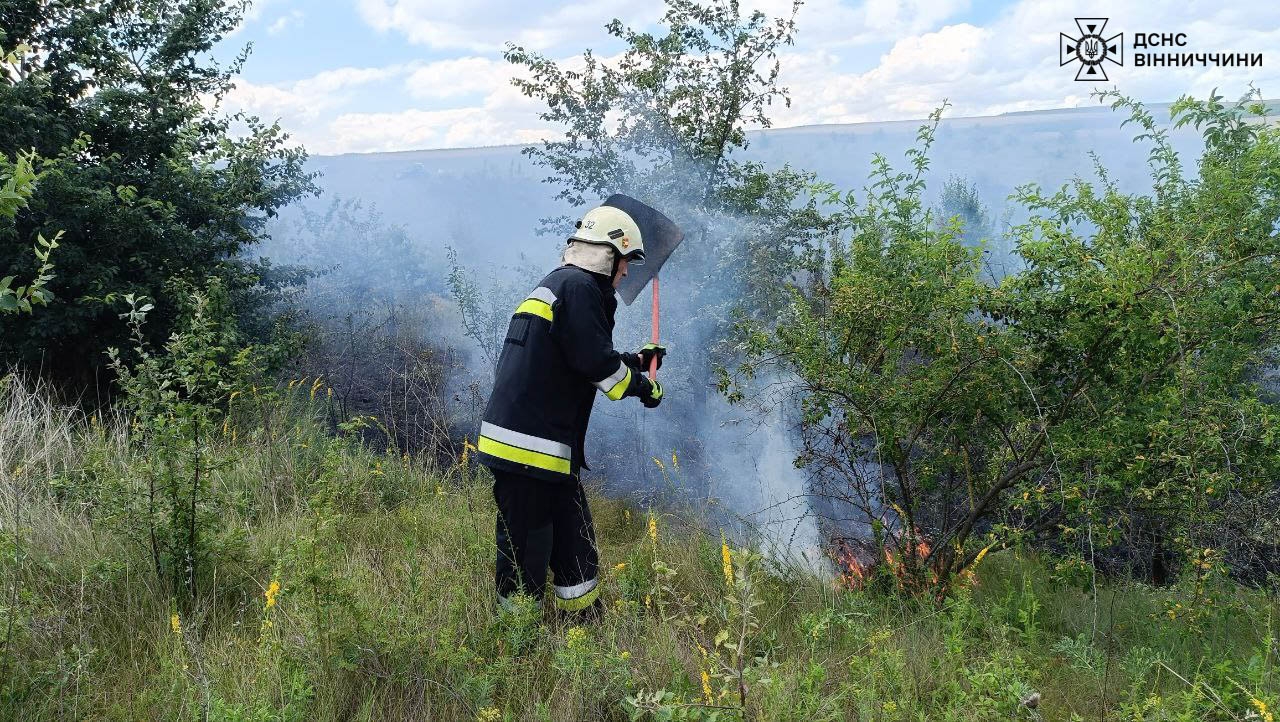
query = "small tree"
(504, 0, 823, 333)
(108, 279, 256, 602)
(938, 176, 990, 242)
(506, 0, 799, 215)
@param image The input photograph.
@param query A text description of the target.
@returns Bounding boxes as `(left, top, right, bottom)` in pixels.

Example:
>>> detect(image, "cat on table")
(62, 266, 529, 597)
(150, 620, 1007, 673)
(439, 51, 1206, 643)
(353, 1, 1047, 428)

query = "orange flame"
(833, 539, 868, 590)
(832, 529, 939, 593)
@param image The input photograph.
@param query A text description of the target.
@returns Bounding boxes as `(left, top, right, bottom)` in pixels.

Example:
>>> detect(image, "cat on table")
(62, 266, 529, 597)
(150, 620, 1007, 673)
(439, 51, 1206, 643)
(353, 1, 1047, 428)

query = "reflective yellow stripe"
(604, 366, 631, 401)
(478, 435, 571, 474)
(554, 583, 601, 611)
(515, 298, 553, 322)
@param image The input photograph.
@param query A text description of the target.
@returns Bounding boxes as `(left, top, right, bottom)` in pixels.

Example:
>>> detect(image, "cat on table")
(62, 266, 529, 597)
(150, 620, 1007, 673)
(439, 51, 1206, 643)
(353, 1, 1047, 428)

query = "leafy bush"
(730, 91, 1280, 592)
(106, 280, 260, 600)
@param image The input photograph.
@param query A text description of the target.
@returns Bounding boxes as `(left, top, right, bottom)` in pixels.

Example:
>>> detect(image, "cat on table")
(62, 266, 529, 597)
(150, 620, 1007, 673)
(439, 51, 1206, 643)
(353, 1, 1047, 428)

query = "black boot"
(557, 596, 604, 626)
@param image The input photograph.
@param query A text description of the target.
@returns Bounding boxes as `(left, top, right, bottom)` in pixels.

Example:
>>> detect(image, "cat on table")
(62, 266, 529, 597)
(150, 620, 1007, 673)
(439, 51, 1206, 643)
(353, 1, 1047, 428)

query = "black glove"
(636, 343, 667, 372)
(635, 376, 663, 409)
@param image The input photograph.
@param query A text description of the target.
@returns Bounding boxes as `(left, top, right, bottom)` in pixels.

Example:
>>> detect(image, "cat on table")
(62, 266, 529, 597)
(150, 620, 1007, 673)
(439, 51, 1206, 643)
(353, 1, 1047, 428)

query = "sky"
(215, 0, 1280, 156)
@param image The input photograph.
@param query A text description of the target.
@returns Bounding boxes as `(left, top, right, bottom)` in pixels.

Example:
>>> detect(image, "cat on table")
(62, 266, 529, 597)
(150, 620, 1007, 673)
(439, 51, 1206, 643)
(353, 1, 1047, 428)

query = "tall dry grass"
(0, 374, 1276, 721)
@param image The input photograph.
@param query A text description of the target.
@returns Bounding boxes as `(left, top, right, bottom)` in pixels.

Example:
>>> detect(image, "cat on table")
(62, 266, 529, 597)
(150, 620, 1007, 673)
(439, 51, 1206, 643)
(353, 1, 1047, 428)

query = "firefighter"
(477, 195, 672, 619)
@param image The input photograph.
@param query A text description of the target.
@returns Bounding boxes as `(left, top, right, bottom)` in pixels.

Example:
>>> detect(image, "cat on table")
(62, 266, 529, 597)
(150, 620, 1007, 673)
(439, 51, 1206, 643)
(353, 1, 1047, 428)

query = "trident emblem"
(1060, 18, 1123, 81)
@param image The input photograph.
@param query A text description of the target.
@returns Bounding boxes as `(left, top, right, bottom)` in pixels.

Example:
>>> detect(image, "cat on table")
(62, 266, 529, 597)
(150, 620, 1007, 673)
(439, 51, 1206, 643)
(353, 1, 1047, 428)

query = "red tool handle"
(649, 276, 660, 379)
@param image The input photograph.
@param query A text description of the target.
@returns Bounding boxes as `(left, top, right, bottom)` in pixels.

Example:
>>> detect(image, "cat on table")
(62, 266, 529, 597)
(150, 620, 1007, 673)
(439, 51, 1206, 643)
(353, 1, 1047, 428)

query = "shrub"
(730, 90, 1280, 592)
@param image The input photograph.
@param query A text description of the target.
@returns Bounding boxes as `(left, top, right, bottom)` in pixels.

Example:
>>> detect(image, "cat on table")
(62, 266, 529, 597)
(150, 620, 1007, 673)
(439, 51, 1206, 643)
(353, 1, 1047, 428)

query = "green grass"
(0, 376, 1276, 720)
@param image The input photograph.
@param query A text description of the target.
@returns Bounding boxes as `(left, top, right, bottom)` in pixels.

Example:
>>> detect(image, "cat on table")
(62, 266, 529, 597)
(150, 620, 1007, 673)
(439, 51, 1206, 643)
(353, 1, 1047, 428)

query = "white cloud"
(354, 0, 966, 54)
(405, 57, 515, 99)
(267, 10, 305, 35)
(322, 81, 553, 153)
(738, 0, 969, 48)
(223, 0, 1280, 154)
(225, 65, 412, 124)
(227, 0, 283, 36)
(355, 0, 664, 51)
(220, 55, 556, 154)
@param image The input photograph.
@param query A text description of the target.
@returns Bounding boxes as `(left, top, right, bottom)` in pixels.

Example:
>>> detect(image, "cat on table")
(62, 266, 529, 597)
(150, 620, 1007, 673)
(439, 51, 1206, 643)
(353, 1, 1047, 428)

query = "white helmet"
(569, 197, 648, 264)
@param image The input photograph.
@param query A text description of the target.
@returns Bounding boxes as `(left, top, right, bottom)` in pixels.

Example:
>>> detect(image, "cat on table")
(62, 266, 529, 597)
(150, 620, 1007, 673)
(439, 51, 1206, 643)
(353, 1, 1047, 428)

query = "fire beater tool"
(607, 194, 684, 380)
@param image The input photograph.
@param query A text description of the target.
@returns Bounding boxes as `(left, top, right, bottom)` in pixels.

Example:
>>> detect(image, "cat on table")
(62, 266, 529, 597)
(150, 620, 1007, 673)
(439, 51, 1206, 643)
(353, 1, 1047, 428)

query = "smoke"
(254, 104, 1210, 563)
(717, 398, 826, 572)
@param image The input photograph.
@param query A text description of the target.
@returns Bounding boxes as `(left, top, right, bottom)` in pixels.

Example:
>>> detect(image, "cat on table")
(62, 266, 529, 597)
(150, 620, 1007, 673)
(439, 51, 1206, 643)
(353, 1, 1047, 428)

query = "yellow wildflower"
(624, 509, 631, 524)
(229, 390, 240, 403)
(701, 669, 713, 704)
(721, 534, 734, 588)
(613, 562, 627, 572)
(222, 417, 230, 437)
(326, 387, 333, 399)
(672, 450, 679, 470)
(170, 613, 181, 635)
(565, 626, 588, 651)
(310, 377, 323, 399)
(652, 456, 665, 471)
(620, 650, 631, 661)
(476, 706, 501, 722)
(264, 580, 280, 610)
(972, 543, 995, 568)
(1252, 697, 1274, 722)
(648, 511, 658, 546)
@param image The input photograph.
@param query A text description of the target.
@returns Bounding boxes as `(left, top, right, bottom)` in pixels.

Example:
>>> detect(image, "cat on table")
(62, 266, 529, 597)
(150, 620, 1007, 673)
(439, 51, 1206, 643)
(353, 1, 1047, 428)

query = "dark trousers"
(491, 469, 601, 612)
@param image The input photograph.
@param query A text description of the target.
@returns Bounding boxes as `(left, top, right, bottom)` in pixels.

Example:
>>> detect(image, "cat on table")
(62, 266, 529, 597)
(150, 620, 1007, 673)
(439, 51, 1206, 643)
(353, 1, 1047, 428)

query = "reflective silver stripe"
(554, 577, 598, 600)
(593, 361, 629, 394)
(528, 286, 557, 305)
(480, 421, 571, 460)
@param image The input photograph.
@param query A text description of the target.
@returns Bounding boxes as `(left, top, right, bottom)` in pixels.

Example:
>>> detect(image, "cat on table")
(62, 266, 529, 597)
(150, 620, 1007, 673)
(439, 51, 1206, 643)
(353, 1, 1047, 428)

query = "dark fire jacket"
(477, 264, 644, 483)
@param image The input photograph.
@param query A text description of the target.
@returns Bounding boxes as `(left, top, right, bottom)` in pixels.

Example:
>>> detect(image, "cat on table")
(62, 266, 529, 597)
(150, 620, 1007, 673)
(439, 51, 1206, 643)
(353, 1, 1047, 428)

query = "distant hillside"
(280, 102, 1221, 269)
